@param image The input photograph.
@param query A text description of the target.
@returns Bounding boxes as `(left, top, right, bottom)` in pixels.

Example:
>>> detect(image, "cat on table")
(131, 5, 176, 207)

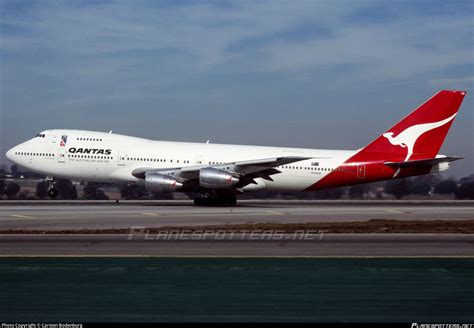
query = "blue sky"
(1, 0, 473, 177)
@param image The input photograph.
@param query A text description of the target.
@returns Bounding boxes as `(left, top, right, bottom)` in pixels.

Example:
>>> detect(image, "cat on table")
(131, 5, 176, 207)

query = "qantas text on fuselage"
(68, 148, 112, 155)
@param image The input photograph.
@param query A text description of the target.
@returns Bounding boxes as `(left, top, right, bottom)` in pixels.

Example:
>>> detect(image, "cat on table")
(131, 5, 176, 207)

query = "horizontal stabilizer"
(384, 156, 462, 168)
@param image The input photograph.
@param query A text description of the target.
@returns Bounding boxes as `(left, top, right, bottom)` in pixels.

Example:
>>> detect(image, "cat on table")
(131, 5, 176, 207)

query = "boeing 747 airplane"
(5, 90, 466, 205)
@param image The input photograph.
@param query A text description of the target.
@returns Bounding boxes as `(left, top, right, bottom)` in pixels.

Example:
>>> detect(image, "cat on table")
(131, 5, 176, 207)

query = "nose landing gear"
(46, 177, 58, 198)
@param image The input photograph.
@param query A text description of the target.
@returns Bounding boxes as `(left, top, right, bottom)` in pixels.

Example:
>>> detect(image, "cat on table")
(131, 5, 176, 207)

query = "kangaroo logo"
(383, 113, 457, 162)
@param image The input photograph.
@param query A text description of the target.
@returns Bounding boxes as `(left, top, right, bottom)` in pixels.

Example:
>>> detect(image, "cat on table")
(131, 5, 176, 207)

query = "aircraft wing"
(131, 156, 311, 186)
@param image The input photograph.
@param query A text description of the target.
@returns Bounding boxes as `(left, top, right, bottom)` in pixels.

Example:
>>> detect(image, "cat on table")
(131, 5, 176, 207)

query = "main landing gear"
(194, 192, 237, 207)
(46, 176, 58, 198)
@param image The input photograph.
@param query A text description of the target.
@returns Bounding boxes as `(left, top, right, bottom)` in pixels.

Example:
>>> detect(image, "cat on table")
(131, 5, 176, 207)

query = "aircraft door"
(195, 155, 203, 165)
(357, 164, 366, 179)
(118, 152, 127, 166)
(58, 149, 66, 163)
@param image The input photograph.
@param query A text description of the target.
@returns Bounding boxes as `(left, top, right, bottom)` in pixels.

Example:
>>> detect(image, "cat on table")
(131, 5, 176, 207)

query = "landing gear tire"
(48, 188, 58, 198)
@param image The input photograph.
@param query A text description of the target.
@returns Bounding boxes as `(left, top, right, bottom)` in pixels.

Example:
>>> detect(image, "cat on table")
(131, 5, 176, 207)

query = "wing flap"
(233, 156, 311, 175)
(234, 156, 310, 167)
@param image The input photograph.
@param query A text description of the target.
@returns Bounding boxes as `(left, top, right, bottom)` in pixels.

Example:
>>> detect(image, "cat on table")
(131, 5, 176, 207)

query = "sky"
(0, 0, 473, 177)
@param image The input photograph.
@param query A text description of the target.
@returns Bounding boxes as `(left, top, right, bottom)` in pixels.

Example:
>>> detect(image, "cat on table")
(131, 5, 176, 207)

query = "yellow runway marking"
(265, 210, 284, 215)
(385, 209, 403, 214)
(9, 214, 36, 219)
(140, 212, 161, 217)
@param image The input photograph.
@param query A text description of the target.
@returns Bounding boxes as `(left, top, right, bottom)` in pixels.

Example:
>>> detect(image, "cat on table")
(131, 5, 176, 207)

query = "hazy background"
(1, 0, 473, 177)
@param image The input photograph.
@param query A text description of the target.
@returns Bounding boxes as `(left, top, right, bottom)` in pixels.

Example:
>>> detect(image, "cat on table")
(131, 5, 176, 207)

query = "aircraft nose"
(5, 147, 16, 161)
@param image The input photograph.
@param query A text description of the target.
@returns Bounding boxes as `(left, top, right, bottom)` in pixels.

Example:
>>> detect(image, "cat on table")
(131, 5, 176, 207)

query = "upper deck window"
(76, 137, 103, 142)
(35, 134, 45, 138)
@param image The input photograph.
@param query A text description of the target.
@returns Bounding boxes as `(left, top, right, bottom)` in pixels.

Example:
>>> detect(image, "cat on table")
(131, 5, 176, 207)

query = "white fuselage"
(6, 129, 356, 192)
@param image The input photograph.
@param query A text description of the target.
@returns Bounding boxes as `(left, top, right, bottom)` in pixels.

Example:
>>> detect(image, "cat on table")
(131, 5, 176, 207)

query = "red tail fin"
(349, 90, 466, 164)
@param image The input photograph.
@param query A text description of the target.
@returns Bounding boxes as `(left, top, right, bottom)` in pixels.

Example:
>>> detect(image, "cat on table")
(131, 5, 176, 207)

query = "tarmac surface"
(1, 234, 473, 257)
(0, 201, 473, 231)
(2, 201, 473, 322)
(0, 201, 473, 256)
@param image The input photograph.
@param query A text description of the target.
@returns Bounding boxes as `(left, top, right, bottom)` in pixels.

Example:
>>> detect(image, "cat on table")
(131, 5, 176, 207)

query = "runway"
(1, 234, 473, 257)
(0, 202, 473, 231)
(1, 201, 473, 256)
(1, 203, 472, 319)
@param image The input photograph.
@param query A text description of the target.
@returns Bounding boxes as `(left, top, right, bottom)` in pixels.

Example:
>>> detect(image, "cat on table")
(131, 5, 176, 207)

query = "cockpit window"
(35, 134, 46, 138)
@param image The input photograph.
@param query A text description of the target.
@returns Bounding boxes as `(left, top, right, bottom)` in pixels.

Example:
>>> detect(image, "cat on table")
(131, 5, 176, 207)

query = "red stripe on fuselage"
(304, 162, 431, 191)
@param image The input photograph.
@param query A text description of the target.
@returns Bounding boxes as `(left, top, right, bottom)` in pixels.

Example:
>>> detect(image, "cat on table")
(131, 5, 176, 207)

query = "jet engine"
(145, 173, 183, 193)
(199, 168, 239, 189)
